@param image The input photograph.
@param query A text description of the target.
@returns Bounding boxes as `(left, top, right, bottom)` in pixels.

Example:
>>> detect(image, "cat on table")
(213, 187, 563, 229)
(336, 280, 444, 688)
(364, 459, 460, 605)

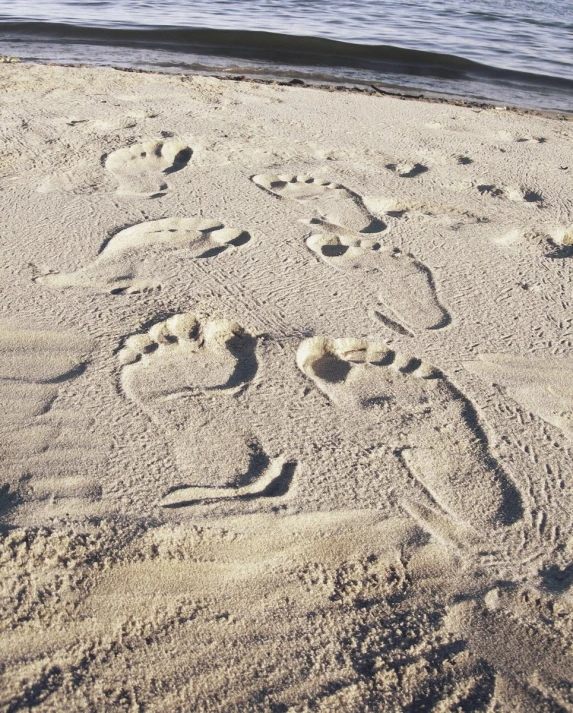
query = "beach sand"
(1, 62, 573, 711)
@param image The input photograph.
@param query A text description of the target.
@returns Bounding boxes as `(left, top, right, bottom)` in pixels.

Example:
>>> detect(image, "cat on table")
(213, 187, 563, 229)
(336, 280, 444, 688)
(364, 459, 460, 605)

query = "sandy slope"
(0, 63, 572, 711)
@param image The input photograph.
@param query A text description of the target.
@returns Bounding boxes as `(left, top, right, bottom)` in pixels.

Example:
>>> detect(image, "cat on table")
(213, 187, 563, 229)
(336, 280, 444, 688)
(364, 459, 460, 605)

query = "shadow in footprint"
(162, 460, 297, 508)
(546, 242, 573, 259)
(539, 563, 573, 594)
(386, 163, 428, 178)
(478, 184, 504, 197)
(163, 146, 193, 175)
(523, 189, 543, 205)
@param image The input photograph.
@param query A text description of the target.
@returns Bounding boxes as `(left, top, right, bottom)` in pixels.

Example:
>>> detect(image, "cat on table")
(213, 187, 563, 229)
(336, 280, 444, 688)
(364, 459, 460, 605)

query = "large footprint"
(36, 217, 251, 293)
(252, 173, 386, 233)
(252, 173, 450, 332)
(106, 139, 192, 196)
(306, 233, 450, 333)
(297, 336, 523, 533)
(118, 313, 285, 501)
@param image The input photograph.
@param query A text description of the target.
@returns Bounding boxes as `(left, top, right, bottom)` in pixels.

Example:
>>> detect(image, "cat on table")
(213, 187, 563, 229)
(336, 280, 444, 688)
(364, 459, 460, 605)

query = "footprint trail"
(252, 173, 450, 333)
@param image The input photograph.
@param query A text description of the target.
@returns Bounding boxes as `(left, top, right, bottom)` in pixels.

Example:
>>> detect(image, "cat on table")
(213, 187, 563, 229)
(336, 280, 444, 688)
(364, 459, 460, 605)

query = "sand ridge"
(0, 62, 573, 711)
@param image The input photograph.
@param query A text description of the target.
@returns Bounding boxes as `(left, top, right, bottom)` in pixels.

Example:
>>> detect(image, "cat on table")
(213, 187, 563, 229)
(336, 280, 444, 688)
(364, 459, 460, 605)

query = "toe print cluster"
(118, 312, 257, 394)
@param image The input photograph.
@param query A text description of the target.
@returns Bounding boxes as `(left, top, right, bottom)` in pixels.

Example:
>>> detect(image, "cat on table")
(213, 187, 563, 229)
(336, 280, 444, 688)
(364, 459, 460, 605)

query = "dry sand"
(1, 62, 573, 711)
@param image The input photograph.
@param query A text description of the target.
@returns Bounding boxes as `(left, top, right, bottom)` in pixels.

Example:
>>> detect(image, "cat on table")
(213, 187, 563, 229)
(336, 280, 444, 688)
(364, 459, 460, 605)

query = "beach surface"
(1, 62, 573, 711)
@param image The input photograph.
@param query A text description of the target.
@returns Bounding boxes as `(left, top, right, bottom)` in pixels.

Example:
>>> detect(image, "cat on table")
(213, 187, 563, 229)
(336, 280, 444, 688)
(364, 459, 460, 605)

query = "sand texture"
(1, 63, 573, 711)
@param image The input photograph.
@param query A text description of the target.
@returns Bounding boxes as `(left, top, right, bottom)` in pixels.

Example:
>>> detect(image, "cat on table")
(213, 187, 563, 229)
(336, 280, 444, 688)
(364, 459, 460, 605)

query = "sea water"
(1, 0, 572, 111)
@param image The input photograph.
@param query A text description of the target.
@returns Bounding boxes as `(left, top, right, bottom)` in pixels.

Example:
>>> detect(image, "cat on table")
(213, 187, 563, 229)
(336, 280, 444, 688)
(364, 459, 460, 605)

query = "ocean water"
(1, 0, 572, 111)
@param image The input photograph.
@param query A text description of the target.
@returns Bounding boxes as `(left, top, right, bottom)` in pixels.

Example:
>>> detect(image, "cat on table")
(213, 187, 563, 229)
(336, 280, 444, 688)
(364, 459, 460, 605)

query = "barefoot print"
(297, 336, 523, 532)
(251, 173, 386, 233)
(36, 217, 252, 294)
(252, 173, 450, 333)
(306, 233, 450, 333)
(106, 139, 192, 196)
(118, 313, 291, 504)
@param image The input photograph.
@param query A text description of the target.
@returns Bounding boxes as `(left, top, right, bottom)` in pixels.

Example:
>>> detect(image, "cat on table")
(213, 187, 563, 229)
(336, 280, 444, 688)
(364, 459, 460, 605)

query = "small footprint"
(385, 162, 428, 178)
(105, 139, 192, 196)
(36, 217, 251, 294)
(297, 336, 523, 532)
(119, 313, 288, 500)
(251, 173, 386, 233)
(306, 233, 451, 333)
(514, 135, 546, 144)
(477, 184, 505, 198)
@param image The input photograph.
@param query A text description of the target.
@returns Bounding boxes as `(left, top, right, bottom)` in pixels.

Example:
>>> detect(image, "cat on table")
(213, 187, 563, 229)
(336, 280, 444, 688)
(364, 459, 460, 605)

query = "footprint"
(477, 184, 505, 198)
(36, 217, 251, 294)
(385, 162, 428, 178)
(118, 313, 281, 496)
(546, 224, 573, 257)
(514, 135, 546, 144)
(251, 173, 386, 233)
(252, 172, 450, 333)
(105, 139, 192, 196)
(297, 337, 523, 532)
(306, 233, 451, 333)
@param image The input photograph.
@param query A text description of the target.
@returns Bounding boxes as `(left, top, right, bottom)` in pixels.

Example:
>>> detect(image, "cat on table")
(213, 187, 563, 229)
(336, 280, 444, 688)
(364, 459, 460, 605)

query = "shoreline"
(4, 57, 573, 120)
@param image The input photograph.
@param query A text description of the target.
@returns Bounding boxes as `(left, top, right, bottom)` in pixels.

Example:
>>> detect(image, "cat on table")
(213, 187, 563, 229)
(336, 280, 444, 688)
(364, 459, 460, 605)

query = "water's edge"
(3, 22, 572, 87)
(2, 22, 572, 113)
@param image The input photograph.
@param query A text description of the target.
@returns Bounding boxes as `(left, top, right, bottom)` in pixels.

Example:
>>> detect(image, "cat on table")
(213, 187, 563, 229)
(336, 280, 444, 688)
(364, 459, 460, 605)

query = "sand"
(0, 62, 572, 711)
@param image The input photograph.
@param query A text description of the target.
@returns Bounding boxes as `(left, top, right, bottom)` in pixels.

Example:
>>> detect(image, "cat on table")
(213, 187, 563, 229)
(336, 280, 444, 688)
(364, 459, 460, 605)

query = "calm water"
(1, 1, 572, 111)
